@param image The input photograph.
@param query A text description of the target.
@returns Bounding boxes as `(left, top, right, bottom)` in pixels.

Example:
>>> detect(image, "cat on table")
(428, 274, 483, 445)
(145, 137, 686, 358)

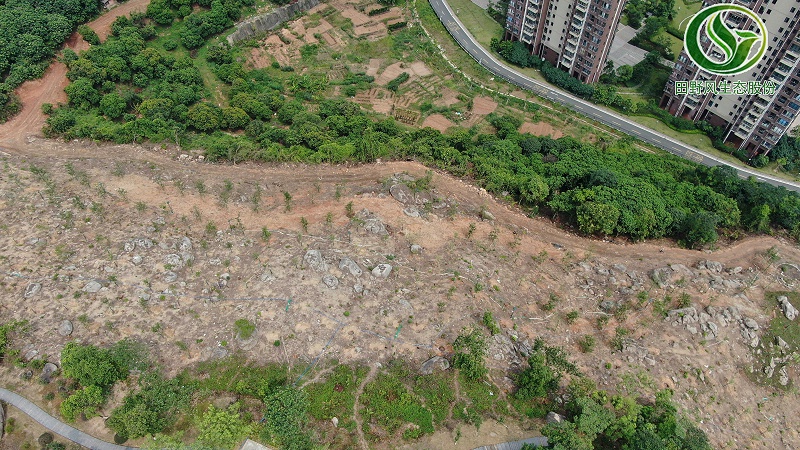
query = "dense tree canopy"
(0, 0, 103, 121)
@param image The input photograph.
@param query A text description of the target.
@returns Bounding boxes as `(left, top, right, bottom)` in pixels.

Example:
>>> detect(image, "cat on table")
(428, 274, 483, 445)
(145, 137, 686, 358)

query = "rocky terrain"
(0, 140, 799, 449)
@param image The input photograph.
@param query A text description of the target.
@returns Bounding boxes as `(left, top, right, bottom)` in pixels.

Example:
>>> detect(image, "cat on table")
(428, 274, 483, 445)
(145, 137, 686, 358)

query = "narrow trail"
(353, 364, 380, 450)
(0, 388, 137, 450)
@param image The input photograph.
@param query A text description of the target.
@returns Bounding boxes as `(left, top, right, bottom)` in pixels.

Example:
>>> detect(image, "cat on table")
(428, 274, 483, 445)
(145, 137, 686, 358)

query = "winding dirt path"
(0, 0, 151, 148)
(352, 364, 379, 450)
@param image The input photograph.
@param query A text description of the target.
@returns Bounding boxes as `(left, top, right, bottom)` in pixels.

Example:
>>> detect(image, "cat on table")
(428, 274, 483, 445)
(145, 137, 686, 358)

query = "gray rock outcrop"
(419, 356, 450, 375)
(82, 280, 102, 293)
(304, 250, 328, 272)
(338, 258, 362, 277)
(371, 264, 393, 278)
(322, 275, 339, 289)
(58, 320, 73, 337)
(778, 296, 798, 320)
(227, 0, 320, 43)
(23, 283, 41, 298)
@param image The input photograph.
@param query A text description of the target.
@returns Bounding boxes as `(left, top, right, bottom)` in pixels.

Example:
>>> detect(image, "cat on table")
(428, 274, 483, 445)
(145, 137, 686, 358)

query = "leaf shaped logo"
(684, 4, 767, 76)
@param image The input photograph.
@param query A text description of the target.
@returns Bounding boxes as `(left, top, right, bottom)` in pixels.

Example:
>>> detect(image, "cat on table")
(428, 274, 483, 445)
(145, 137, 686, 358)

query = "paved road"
(0, 388, 137, 450)
(428, 0, 800, 193)
(473, 435, 548, 449)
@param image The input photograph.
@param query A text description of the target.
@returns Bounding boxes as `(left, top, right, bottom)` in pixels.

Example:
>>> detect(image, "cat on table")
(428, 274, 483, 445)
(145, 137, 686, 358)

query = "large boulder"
(23, 283, 41, 298)
(390, 183, 414, 204)
(778, 296, 798, 320)
(419, 356, 450, 375)
(304, 250, 328, 272)
(338, 258, 363, 277)
(82, 280, 103, 293)
(546, 412, 566, 424)
(58, 320, 73, 337)
(371, 264, 393, 278)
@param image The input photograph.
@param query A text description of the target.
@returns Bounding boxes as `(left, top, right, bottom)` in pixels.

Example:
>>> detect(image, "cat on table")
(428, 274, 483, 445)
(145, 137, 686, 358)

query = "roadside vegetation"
(1, 321, 713, 449)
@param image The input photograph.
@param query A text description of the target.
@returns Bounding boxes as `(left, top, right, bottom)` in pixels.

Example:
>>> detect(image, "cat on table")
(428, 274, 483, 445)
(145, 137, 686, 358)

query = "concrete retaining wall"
(227, 0, 320, 44)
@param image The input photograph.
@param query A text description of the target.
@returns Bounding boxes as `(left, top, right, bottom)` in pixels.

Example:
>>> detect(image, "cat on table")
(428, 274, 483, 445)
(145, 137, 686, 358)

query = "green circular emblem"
(684, 4, 767, 76)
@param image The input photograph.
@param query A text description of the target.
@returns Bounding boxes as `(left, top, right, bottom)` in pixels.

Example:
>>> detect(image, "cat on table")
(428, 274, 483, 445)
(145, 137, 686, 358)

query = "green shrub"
(234, 319, 256, 339)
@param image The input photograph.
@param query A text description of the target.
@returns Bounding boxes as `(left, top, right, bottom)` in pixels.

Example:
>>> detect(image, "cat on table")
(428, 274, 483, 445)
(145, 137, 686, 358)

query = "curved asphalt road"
(428, 0, 800, 193)
(0, 388, 137, 450)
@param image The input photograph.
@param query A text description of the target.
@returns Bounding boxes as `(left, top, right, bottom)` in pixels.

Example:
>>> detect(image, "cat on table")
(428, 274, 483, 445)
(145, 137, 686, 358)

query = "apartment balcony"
(740, 121, 755, 131)
(576, 0, 588, 13)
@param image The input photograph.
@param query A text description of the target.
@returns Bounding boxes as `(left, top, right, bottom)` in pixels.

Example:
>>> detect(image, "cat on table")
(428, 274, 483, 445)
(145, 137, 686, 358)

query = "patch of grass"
(413, 372, 455, 425)
(305, 364, 368, 422)
(448, 0, 502, 48)
(234, 319, 256, 339)
(672, 0, 703, 32)
(194, 356, 288, 398)
(361, 361, 434, 440)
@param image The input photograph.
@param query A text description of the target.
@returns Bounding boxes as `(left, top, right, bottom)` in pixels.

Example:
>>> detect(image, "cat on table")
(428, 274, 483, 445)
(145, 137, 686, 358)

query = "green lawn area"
(654, 30, 683, 61)
(449, 0, 502, 48)
(672, 0, 703, 32)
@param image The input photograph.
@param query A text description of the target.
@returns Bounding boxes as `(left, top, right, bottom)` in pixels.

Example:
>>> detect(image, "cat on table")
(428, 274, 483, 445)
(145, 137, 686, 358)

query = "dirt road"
(0, 0, 151, 148)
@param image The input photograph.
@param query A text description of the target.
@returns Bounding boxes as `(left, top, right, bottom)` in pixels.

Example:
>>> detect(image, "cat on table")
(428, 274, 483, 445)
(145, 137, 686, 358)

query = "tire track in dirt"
(3, 138, 800, 269)
(0, 0, 150, 148)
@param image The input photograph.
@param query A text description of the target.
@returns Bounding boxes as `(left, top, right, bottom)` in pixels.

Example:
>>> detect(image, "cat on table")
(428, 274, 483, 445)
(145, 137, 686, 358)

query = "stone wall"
(227, 0, 320, 44)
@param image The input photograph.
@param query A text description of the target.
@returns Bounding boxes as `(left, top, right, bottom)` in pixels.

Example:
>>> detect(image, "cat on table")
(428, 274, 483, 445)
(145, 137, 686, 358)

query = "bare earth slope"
(0, 138, 798, 448)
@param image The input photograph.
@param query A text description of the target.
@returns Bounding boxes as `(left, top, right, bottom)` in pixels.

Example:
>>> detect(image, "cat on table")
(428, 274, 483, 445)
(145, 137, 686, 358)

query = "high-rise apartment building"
(660, 0, 800, 156)
(505, 0, 627, 83)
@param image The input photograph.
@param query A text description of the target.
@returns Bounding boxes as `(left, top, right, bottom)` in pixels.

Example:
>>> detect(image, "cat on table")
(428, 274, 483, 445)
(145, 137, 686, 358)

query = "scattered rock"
(743, 318, 759, 330)
(481, 209, 495, 221)
(338, 258, 363, 277)
(123, 241, 135, 252)
(600, 301, 616, 312)
(371, 264, 393, 278)
(403, 206, 420, 218)
(218, 273, 230, 288)
(419, 356, 450, 375)
(82, 280, 103, 293)
(40, 363, 58, 383)
(23, 283, 41, 298)
(778, 296, 798, 320)
(58, 320, 73, 337)
(260, 270, 275, 283)
(515, 339, 533, 358)
(363, 218, 388, 235)
(776, 336, 789, 350)
(322, 274, 339, 289)
(211, 347, 229, 359)
(779, 366, 790, 386)
(410, 244, 423, 254)
(331, 417, 339, 428)
(651, 264, 692, 288)
(164, 253, 183, 268)
(390, 183, 414, 204)
(179, 236, 193, 252)
(353, 283, 364, 294)
(698, 260, 724, 273)
(304, 250, 328, 272)
(135, 238, 154, 250)
(24, 349, 38, 361)
(163, 271, 178, 283)
(546, 412, 566, 424)
(131, 255, 143, 265)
